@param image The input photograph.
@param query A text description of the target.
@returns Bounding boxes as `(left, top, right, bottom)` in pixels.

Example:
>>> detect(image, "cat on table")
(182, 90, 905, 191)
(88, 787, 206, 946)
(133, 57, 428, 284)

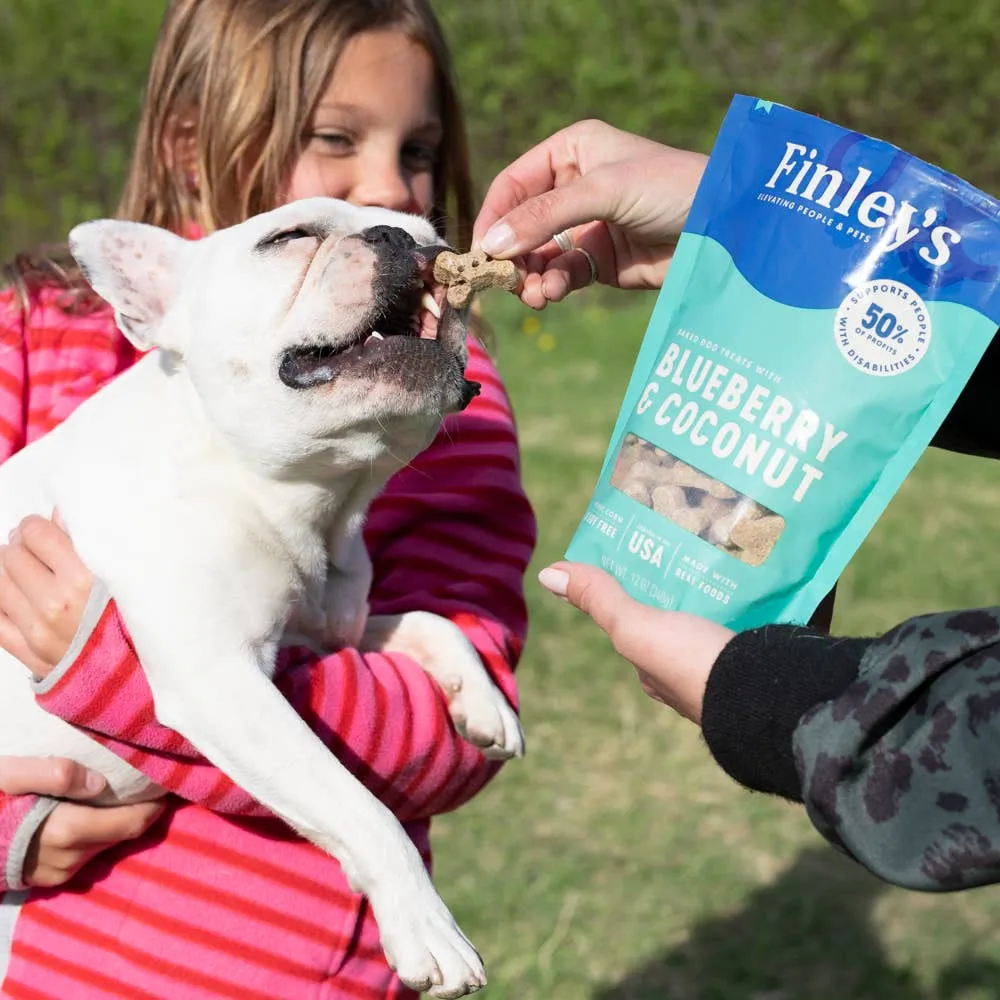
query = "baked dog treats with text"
(567, 95, 1000, 629)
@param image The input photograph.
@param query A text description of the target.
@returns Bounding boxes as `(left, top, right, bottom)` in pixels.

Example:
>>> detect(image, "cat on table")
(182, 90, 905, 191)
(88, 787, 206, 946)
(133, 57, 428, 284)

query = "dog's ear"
(68, 220, 190, 355)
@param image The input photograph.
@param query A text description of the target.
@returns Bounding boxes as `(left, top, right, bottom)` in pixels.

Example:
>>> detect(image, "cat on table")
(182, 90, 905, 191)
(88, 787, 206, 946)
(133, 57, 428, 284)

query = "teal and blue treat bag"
(566, 95, 1000, 630)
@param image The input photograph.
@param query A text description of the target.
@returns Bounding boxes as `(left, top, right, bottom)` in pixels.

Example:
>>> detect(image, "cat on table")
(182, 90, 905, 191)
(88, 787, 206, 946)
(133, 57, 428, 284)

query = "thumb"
(538, 561, 635, 640)
(479, 171, 616, 258)
(0, 756, 107, 799)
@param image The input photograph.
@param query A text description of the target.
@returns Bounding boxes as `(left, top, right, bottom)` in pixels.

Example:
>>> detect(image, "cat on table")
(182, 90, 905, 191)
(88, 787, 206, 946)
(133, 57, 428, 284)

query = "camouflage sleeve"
(794, 608, 1000, 891)
(703, 608, 1000, 891)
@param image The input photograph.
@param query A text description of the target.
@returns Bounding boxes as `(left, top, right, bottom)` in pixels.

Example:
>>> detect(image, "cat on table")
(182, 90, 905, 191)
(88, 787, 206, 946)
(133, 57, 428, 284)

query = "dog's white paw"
(376, 893, 486, 997)
(442, 675, 525, 761)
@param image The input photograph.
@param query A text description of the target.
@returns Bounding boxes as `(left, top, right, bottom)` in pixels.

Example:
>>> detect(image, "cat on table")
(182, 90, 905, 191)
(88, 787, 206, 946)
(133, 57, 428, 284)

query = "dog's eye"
(265, 227, 317, 247)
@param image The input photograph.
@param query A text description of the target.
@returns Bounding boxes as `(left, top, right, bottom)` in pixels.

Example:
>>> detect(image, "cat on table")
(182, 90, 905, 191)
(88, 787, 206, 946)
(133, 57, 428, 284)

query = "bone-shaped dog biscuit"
(608, 433, 786, 565)
(730, 514, 785, 567)
(623, 481, 651, 506)
(694, 493, 733, 522)
(434, 250, 520, 308)
(663, 461, 738, 499)
(669, 505, 713, 536)
(651, 484, 687, 517)
(707, 507, 743, 547)
(624, 460, 665, 485)
(706, 497, 756, 546)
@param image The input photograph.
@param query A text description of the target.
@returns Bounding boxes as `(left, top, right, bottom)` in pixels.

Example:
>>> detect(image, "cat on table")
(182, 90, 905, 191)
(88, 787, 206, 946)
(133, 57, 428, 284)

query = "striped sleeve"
(0, 295, 32, 889)
(0, 793, 42, 890)
(0, 291, 27, 461)
(37, 340, 536, 823)
(0, 293, 50, 891)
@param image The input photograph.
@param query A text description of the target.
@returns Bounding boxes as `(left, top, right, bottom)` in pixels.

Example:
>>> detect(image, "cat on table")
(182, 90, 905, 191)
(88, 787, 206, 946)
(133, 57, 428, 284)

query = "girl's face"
(285, 30, 441, 218)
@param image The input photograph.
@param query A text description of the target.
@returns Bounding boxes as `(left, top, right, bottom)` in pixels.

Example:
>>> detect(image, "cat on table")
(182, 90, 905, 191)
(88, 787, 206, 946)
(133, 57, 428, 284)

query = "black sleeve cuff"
(701, 625, 872, 801)
(932, 328, 1000, 459)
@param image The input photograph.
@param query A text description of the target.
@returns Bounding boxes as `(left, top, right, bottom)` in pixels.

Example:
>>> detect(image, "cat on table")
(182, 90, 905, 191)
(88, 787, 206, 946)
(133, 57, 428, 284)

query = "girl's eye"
(312, 132, 353, 154)
(403, 144, 438, 171)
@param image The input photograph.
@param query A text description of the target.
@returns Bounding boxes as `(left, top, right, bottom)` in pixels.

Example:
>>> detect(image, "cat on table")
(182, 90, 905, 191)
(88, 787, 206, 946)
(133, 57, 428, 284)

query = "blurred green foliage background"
(4, 0, 1000, 257)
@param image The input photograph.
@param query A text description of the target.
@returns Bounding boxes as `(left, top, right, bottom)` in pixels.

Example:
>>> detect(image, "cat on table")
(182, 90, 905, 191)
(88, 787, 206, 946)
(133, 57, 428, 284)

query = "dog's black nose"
(361, 226, 417, 256)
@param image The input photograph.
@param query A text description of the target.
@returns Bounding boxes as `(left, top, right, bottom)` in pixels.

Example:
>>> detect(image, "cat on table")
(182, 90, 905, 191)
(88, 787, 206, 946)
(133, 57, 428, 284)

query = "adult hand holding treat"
(473, 118, 707, 309)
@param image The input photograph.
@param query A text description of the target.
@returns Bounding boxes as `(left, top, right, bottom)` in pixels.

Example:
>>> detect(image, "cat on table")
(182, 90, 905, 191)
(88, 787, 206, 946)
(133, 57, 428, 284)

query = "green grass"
(431, 290, 1000, 1000)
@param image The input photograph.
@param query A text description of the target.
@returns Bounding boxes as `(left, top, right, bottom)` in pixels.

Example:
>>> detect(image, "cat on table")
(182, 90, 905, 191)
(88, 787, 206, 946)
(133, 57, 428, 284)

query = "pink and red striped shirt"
(0, 281, 535, 998)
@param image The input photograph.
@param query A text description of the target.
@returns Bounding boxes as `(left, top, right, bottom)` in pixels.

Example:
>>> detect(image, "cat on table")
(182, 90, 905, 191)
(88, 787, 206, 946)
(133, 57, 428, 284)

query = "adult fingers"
(473, 124, 587, 246)
(537, 561, 647, 653)
(473, 119, 653, 247)
(538, 561, 734, 724)
(478, 169, 621, 260)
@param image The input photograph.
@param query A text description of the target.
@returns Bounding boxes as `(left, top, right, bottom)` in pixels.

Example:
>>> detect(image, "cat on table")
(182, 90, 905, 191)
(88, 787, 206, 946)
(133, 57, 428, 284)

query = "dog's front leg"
(361, 612, 525, 760)
(118, 606, 485, 998)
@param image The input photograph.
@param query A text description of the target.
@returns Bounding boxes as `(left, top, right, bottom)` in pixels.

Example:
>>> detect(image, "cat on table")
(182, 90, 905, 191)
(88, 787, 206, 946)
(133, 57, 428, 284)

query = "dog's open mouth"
(279, 258, 452, 390)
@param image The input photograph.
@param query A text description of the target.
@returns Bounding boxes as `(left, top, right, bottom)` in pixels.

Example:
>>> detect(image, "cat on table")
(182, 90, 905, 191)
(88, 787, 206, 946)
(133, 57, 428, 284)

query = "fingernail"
(85, 770, 106, 793)
(538, 567, 570, 597)
(481, 222, 514, 255)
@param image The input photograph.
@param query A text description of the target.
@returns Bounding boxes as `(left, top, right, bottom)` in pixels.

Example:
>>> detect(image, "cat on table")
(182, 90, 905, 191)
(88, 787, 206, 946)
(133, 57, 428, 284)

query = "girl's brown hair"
(5, 0, 475, 310)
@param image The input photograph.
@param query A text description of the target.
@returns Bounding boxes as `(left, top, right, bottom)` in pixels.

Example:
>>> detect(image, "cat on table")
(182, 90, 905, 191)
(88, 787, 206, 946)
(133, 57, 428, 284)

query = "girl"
(0, 1, 535, 997)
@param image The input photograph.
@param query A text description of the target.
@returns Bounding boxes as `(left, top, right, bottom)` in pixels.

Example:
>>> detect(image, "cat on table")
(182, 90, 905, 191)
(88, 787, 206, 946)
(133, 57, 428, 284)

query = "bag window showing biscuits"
(566, 95, 1000, 629)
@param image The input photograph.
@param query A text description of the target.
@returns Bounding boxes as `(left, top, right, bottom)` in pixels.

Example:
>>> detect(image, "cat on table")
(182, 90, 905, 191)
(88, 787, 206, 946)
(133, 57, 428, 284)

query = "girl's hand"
(0, 755, 165, 888)
(0, 513, 94, 677)
(0, 517, 145, 887)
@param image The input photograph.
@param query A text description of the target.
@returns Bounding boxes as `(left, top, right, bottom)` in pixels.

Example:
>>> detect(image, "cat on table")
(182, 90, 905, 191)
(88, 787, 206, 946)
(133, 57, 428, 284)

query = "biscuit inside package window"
(610, 433, 785, 567)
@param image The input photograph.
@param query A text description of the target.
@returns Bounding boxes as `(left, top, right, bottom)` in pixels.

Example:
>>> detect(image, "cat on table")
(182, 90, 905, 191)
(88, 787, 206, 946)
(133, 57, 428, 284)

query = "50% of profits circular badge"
(834, 279, 931, 377)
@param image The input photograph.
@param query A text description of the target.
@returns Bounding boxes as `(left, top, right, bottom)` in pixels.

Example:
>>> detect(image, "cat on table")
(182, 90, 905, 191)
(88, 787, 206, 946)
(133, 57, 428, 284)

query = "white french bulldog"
(0, 197, 526, 998)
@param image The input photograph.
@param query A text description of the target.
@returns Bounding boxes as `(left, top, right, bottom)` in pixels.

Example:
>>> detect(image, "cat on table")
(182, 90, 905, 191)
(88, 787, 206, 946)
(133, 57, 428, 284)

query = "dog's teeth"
(370, 331, 384, 340)
(422, 291, 441, 319)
